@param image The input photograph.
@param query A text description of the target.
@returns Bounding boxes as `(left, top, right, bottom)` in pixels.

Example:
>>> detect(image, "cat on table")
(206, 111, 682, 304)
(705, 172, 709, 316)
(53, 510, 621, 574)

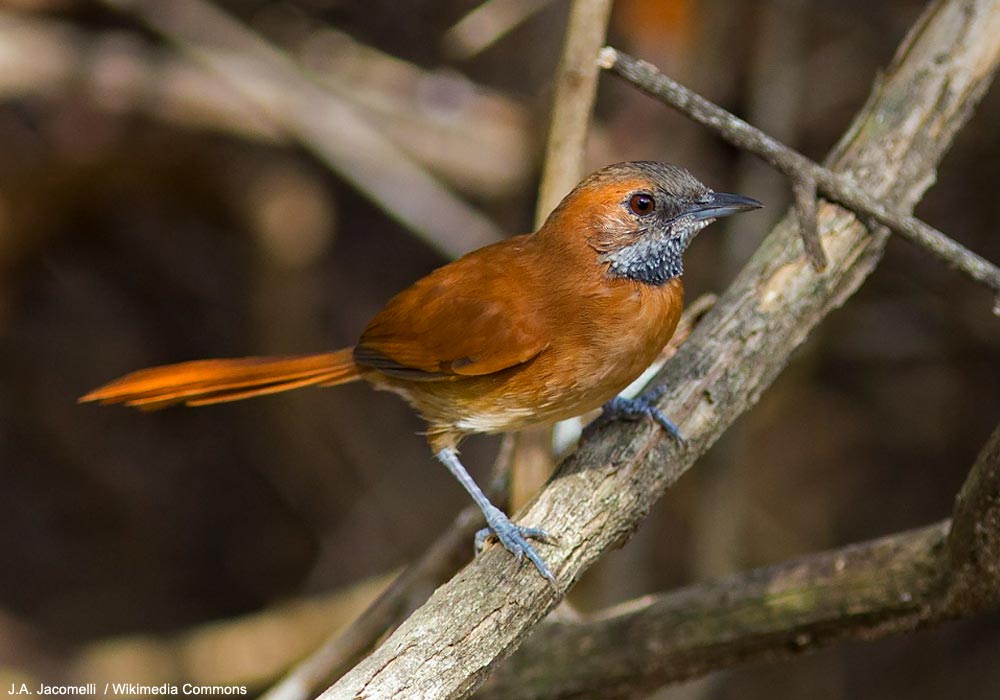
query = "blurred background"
(0, 0, 998, 697)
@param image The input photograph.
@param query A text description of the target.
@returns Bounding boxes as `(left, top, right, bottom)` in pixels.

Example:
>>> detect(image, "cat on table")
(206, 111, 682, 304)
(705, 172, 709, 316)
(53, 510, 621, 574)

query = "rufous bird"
(81, 161, 761, 583)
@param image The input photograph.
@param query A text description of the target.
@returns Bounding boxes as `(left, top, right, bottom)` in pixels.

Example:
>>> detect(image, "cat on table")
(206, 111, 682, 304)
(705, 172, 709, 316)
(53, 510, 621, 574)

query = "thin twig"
(534, 0, 614, 222)
(443, 0, 556, 60)
(598, 46, 1000, 311)
(792, 176, 826, 271)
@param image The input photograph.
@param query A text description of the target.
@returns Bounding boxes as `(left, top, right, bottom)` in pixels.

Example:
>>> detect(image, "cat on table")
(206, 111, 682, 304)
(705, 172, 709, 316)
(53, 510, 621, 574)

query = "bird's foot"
(476, 506, 557, 585)
(589, 386, 685, 445)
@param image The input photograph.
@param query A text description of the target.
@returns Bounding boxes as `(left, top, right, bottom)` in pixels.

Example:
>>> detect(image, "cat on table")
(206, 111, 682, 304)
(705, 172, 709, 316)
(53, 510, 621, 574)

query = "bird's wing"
(355, 238, 548, 380)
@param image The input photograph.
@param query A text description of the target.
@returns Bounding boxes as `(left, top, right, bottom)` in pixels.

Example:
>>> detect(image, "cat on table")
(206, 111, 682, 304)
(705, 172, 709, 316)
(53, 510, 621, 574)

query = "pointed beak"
(688, 191, 763, 222)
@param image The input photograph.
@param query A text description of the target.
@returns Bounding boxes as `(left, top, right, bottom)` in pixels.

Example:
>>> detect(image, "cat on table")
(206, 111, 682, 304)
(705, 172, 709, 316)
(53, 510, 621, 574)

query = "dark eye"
(628, 193, 655, 216)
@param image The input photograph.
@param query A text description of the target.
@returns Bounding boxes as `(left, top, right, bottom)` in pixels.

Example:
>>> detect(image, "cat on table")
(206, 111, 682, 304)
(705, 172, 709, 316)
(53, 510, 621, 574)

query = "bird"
(80, 161, 761, 584)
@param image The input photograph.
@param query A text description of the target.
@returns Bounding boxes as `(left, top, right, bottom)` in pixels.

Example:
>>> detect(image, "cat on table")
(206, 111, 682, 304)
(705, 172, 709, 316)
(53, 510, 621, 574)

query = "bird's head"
(544, 161, 762, 285)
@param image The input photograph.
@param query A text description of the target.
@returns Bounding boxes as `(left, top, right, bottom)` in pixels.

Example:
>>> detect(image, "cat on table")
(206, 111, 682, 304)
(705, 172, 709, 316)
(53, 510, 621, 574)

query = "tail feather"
(79, 348, 361, 409)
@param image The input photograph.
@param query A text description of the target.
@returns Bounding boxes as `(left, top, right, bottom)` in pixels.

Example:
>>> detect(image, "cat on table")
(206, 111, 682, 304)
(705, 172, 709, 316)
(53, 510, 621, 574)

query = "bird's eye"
(628, 193, 655, 216)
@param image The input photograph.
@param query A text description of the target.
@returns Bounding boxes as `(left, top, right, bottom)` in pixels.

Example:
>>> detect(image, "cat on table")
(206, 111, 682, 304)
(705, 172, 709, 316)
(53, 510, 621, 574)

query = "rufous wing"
(355, 237, 549, 380)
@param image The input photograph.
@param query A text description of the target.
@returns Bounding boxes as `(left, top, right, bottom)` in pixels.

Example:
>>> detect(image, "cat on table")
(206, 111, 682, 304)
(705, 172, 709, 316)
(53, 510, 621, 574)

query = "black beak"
(688, 191, 763, 222)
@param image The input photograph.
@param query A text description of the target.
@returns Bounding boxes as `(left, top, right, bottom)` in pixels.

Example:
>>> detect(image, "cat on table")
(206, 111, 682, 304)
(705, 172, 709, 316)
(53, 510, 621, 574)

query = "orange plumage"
(82, 162, 761, 582)
(80, 349, 360, 409)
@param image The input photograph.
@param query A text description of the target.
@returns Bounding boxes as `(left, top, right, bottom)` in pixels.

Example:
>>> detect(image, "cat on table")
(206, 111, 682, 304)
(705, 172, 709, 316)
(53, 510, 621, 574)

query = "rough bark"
(479, 424, 1000, 699)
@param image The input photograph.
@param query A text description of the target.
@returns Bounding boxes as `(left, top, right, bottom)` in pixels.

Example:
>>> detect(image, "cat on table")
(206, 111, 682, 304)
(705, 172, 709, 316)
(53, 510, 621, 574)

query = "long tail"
(79, 348, 361, 410)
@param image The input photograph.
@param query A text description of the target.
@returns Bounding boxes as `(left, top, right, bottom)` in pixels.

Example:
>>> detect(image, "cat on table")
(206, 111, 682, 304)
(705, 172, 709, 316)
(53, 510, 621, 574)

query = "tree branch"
(317, 1, 1000, 698)
(444, 0, 557, 60)
(597, 40, 1000, 308)
(534, 0, 613, 220)
(480, 524, 950, 699)
(480, 422, 1000, 699)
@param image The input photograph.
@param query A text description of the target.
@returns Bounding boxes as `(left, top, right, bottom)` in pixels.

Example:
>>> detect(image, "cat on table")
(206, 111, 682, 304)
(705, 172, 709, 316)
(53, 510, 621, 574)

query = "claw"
(590, 388, 685, 445)
(477, 506, 557, 585)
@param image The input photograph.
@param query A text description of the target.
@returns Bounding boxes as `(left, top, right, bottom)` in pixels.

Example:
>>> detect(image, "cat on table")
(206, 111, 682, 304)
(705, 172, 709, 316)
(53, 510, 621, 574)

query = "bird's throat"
(602, 234, 685, 286)
(601, 217, 712, 286)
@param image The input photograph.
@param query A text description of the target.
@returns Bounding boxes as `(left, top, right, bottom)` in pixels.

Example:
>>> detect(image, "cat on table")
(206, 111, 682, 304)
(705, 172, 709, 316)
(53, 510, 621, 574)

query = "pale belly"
(450, 335, 668, 432)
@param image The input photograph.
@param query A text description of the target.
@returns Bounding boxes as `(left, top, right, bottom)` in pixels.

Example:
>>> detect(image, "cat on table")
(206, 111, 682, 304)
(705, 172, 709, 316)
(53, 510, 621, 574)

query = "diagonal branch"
(318, 1, 1000, 699)
(480, 421, 1000, 699)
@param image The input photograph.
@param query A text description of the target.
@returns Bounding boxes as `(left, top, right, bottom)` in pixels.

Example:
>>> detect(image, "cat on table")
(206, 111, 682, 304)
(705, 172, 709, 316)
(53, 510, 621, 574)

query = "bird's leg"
(589, 384, 685, 445)
(435, 448, 556, 584)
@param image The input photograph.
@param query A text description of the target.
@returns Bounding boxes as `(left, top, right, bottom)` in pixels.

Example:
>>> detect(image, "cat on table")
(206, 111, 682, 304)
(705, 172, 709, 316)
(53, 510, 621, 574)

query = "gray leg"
(436, 448, 555, 584)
